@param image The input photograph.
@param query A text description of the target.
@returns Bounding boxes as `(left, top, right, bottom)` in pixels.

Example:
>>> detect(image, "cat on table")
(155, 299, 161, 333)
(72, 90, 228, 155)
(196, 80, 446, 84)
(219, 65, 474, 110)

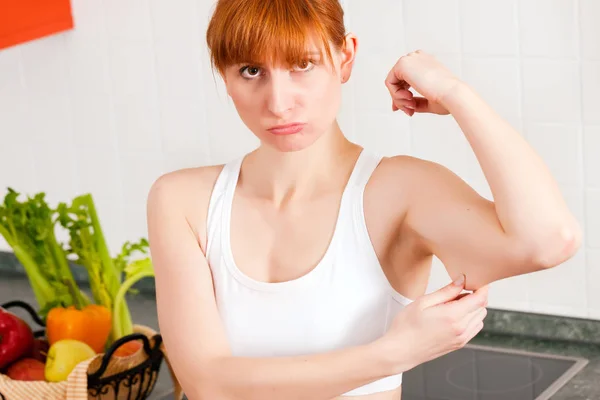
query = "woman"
(146, 0, 581, 399)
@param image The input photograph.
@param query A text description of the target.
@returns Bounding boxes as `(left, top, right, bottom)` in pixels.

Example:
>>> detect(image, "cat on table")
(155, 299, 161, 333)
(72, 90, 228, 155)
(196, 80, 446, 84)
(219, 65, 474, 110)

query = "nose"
(265, 71, 294, 117)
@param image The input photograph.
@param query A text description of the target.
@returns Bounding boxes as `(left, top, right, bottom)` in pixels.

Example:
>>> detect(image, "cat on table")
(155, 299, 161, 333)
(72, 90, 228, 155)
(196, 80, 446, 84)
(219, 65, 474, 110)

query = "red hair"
(206, 0, 347, 76)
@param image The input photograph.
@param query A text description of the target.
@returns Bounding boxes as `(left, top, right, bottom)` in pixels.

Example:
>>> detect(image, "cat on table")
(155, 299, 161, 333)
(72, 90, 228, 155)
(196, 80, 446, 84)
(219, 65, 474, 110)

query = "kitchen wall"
(0, 0, 598, 320)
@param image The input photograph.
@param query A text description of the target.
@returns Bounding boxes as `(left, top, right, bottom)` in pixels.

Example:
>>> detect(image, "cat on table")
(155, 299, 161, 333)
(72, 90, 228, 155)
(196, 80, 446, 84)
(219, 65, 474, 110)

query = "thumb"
(418, 274, 465, 309)
(414, 96, 449, 115)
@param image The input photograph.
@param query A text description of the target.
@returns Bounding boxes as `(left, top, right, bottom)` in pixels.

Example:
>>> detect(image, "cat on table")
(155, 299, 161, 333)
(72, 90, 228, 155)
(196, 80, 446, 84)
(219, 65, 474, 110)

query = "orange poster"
(0, 0, 74, 50)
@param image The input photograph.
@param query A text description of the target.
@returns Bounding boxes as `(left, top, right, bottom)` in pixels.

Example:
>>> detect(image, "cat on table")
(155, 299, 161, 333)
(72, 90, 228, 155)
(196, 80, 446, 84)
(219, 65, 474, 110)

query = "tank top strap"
(205, 156, 244, 257)
(332, 149, 383, 246)
(221, 156, 244, 205)
(347, 149, 384, 193)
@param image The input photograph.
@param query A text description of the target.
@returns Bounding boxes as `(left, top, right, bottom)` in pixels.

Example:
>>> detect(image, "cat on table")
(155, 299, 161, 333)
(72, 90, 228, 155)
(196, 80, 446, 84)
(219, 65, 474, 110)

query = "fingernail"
(453, 274, 465, 286)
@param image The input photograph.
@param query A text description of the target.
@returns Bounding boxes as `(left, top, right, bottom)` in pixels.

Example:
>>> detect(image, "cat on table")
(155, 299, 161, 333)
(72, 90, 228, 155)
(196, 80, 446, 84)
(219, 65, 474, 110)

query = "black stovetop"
(402, 344, 588, 400)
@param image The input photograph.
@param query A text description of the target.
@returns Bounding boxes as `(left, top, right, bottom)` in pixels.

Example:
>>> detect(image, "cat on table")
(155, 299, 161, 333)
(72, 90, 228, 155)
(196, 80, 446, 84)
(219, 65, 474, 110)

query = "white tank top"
(205, 149, 414, 396)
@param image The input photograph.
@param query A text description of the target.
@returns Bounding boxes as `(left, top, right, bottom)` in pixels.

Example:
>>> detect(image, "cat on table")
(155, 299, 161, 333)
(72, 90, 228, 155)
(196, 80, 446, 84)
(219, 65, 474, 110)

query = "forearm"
(441, 83, 581, 263)
(195, 341, 398, 400)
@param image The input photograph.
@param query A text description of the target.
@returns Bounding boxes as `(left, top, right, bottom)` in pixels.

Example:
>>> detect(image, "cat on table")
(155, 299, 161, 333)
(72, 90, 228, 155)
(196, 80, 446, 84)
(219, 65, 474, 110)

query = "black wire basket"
(0, 300, 179, 400)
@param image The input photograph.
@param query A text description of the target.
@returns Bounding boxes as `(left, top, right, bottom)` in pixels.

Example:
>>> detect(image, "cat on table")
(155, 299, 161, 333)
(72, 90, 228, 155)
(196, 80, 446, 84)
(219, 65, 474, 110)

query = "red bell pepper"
(0, 307, 35, 370)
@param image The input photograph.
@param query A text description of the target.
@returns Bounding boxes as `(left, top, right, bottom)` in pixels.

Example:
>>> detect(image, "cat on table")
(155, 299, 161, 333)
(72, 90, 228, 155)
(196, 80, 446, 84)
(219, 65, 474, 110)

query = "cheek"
(229, 87, 253, 109)
(230, 90, 260, 121)
(310, 76, 342, 118)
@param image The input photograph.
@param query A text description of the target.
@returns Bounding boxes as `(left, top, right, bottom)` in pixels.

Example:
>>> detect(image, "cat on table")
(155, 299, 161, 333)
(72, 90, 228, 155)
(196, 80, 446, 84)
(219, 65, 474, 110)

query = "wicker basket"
(0, 301, 184, 400)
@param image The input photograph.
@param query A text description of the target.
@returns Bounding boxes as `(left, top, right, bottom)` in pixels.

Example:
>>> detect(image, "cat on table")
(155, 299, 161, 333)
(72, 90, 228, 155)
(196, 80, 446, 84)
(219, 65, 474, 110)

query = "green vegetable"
(0, 188, 88, 318)
(113, 256, 155, 338)
(1, 187, 155, 343)
(57, 194, 154, 342)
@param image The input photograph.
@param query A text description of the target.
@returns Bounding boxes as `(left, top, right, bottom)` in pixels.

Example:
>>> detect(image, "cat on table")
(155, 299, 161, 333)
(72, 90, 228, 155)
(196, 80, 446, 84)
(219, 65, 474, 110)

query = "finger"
(459, 314, 485, 344)
(413, 97, 440, 114)
(417, 274, 465, 309)
(392, 88, 414, 100)
(392, 98, 416, 111)
(398, 106, 415, 117)
(384, 66, 401, 92)
(414, 97, 430, 112)
(445, 286, 489, 315)
(461, 305, 488, 327)
(414, 96, 450, 115)
(450, 307, 487, 349)
(444, 285, 489, 315)
(464, 307, 487, 334)
(392, 102, 416, 117)
(384, 67, 409, 97)
(448, 292, 470, 303)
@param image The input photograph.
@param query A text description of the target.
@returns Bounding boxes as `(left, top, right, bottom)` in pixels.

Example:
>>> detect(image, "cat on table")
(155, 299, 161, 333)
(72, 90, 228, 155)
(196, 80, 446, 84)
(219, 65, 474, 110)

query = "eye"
(293, 59, 315, 72)
(239, 65, 262, 79)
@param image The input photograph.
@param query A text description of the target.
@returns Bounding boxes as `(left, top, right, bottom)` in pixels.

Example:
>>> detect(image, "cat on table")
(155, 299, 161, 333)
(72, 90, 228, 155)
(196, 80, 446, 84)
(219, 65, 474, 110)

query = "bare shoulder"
(368, 155, 448, 205)
(371, 154, 474, 203)
(147, 164, 225, 252)
(377, 154, 459, 183)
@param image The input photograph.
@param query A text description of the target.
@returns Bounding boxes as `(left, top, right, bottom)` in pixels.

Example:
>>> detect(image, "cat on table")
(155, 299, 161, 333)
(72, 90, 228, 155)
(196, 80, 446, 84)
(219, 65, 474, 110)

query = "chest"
(228, 195, 424, 293)
(229, 190, 353, 284)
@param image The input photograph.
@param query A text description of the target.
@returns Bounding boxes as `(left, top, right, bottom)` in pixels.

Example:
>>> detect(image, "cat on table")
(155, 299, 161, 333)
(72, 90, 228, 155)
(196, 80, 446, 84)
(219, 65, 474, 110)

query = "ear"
(340, 33, 358, 83)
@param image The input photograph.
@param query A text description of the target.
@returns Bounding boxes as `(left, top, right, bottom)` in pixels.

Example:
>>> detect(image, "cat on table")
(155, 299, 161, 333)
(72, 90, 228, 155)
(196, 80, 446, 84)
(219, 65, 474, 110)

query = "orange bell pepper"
(46, 304, 111, 353)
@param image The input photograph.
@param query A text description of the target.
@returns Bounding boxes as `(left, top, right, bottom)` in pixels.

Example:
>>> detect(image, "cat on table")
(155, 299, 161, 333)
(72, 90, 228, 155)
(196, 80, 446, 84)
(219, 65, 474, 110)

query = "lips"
(267, 123, 306, 135)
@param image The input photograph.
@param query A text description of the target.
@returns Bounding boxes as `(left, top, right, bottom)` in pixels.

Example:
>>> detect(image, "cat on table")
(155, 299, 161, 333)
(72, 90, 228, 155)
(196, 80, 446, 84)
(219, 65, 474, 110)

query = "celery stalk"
(6, 240, 55, 307)
(112, 258, 154, 338)
(0, 188, 86, 318)
(58, 193, 155, 344)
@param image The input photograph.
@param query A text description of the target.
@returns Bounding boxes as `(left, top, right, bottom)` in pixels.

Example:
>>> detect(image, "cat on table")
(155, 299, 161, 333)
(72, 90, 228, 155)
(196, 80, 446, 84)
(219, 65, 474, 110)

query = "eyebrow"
(234, 51, 323, 67)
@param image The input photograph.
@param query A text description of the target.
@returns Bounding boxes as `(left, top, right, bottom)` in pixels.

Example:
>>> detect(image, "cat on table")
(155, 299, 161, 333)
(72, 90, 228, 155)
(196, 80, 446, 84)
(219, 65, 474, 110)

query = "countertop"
(1, 273, 599, 400)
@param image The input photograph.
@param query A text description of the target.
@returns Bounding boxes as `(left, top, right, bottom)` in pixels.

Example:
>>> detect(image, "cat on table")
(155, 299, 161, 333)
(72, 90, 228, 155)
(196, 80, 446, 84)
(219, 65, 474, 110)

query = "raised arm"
(386, 51, 582, 290)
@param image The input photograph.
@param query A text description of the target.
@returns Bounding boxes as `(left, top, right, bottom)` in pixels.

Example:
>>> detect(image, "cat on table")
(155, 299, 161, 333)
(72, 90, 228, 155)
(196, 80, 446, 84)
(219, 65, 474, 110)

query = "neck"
(242, 121, 361, 206)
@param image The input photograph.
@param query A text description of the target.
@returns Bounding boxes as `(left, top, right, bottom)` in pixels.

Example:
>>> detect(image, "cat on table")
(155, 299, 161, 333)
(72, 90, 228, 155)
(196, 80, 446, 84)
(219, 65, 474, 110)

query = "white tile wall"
(519, 0, 579, 58)
(0, 0, 598, 320)
(582, 61, 600, 125)
(581, 0, 600, 59)
(460, 0, 519, 56)
(522, 59, 581, 124)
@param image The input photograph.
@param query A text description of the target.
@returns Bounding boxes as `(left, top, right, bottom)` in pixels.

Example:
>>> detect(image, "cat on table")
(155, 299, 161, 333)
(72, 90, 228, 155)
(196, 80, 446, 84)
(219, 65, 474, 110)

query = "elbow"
(182, 377, 226, 400)
(527, 222, 582, 270)
(191, 373, 227, 400)
(192, 359, 238, 400)
(175, 361, 230, 400)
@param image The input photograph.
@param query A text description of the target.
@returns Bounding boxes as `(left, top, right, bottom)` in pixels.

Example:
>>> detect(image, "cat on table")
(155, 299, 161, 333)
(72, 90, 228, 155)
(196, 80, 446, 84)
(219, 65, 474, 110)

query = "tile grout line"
(514, 0, 534, 311)
(576, 0, 591, 317)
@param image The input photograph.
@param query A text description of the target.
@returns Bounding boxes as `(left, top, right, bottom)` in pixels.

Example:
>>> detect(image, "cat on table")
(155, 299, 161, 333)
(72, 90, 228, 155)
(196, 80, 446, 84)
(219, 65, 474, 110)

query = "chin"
(260, 128, 323, 153)
(266, 136, 318, 152)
